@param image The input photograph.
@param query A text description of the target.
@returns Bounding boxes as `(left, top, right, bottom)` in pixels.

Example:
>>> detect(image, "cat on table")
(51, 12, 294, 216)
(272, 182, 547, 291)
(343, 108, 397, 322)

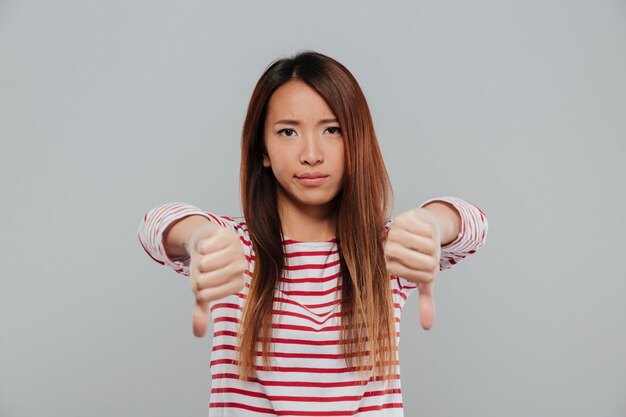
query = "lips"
(296, 172, 328, 179)
(295, 172, 329, 187)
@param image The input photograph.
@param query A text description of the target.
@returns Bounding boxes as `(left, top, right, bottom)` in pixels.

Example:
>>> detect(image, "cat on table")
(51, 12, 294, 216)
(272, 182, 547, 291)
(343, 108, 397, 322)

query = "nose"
(300, 134, 323, 165)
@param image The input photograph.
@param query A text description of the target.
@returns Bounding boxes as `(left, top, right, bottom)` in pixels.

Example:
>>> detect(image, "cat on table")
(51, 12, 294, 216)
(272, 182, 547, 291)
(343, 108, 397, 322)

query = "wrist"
(164, 215, 211, 257)
(420, 202, 461, 246)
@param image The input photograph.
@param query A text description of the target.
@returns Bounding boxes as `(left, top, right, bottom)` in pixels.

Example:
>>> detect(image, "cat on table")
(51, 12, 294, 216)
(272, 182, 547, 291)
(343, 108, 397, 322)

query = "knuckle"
(394, 215, 407, 227)
(426, 257, 437, 271)
(228, 231, 239, 243)
(199, 256, 211, 272)
(432, 256, 440, 270)
(197, 290, 211, 303)
(405, 271, 419, 282)
(233, 276, 245, 291)
(229, 242, 242, 256)
(197, 238, 209, 254)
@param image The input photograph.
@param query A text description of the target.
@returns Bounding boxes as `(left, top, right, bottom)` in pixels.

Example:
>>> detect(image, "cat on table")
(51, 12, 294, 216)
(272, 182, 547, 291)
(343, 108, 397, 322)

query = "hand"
(384, 208, 442, 330)
(187, 223, 247, 337)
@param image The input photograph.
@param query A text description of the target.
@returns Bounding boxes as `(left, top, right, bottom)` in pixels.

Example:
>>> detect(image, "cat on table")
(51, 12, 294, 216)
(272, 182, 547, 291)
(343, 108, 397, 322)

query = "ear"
(263, 155, 271, 168)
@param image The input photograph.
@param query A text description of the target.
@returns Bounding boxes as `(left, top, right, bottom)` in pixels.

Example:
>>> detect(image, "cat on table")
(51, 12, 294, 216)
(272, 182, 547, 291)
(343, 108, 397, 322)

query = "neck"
(277, 191, 337, 242)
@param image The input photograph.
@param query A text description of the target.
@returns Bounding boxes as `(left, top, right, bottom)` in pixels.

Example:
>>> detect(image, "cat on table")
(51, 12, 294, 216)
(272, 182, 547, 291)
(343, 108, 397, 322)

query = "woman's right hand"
(186, 222, 247, 337)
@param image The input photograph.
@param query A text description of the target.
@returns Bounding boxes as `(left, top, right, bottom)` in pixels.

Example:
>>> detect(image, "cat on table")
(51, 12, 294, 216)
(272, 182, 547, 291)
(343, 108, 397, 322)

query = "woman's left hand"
(384, 208, 442, 330)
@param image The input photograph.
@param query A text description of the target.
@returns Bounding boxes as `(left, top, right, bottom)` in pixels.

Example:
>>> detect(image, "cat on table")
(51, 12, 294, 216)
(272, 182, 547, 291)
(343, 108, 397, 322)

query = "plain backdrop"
(1, 1, 625, 416)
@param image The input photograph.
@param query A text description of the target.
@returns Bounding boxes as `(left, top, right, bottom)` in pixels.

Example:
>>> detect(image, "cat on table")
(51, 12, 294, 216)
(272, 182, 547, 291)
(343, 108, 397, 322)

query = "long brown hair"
(237, 50, 397, 385)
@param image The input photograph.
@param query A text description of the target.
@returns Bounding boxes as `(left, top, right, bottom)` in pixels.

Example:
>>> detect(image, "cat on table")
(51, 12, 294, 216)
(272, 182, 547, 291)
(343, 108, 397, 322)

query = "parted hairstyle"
(237, 50, 398, 385)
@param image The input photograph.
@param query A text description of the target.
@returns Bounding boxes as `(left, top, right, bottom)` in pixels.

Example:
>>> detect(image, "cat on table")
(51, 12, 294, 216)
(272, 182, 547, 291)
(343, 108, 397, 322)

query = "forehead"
(266, 80, 336, 122)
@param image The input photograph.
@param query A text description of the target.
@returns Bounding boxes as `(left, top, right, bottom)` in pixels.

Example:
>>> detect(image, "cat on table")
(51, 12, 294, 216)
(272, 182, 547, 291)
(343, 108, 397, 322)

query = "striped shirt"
(137, 196, 488, 416)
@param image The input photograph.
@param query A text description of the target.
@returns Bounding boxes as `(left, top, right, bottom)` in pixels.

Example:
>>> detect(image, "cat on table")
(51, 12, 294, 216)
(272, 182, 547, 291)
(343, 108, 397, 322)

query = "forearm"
(420, 201, 462, 246)
(163, 215, 212, 258)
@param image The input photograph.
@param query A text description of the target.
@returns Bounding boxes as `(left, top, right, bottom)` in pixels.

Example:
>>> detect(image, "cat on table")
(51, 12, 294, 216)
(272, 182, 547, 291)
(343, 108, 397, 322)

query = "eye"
(276, 128, 296, 137)
(325, 126, 342, 135)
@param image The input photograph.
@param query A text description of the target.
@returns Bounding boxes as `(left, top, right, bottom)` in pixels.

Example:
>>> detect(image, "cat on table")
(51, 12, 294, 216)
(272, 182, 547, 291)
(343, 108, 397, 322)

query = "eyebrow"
(273, 118, 339, 126)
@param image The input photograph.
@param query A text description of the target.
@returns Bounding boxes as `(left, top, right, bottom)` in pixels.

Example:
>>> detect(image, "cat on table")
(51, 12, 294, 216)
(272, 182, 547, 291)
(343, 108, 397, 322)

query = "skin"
(263, 79, 345, 242)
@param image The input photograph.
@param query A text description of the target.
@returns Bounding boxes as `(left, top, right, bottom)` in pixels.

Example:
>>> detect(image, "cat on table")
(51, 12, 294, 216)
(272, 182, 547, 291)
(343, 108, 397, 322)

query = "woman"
(137, 50, 488, 416)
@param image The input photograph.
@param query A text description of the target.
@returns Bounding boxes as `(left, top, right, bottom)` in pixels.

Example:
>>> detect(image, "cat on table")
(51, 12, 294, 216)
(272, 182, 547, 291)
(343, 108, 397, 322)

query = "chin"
(296, 196, 335, 207)
(279, 184, 341, 207)
(291, 192, 338, 207)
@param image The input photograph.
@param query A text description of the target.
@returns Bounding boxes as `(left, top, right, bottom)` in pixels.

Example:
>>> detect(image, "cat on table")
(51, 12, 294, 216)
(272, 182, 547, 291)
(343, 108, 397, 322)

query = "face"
(263, 79, 345, 216)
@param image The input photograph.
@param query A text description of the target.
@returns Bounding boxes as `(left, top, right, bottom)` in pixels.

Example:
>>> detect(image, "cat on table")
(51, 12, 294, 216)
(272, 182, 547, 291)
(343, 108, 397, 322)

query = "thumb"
(192, 299, 209, 338)
(418, 281, 435, 330)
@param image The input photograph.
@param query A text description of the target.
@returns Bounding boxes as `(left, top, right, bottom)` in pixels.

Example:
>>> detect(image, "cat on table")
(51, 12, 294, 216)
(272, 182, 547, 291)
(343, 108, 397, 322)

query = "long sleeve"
(419, 196, 489, 271)
(137, 202, 243, 277)
(390, 196, 489, 295)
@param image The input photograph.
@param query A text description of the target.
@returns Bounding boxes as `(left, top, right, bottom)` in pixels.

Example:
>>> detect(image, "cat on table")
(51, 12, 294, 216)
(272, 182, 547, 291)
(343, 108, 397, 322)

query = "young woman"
(137, 50, 488, 416)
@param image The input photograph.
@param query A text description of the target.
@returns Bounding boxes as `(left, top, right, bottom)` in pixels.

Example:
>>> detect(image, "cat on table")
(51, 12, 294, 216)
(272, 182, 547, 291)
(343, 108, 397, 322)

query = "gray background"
(1, 1, 624, 416)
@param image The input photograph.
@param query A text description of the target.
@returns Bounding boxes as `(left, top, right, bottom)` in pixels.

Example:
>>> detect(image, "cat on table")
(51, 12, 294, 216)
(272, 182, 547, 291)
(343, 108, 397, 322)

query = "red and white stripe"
(137, 197, 488, 416)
